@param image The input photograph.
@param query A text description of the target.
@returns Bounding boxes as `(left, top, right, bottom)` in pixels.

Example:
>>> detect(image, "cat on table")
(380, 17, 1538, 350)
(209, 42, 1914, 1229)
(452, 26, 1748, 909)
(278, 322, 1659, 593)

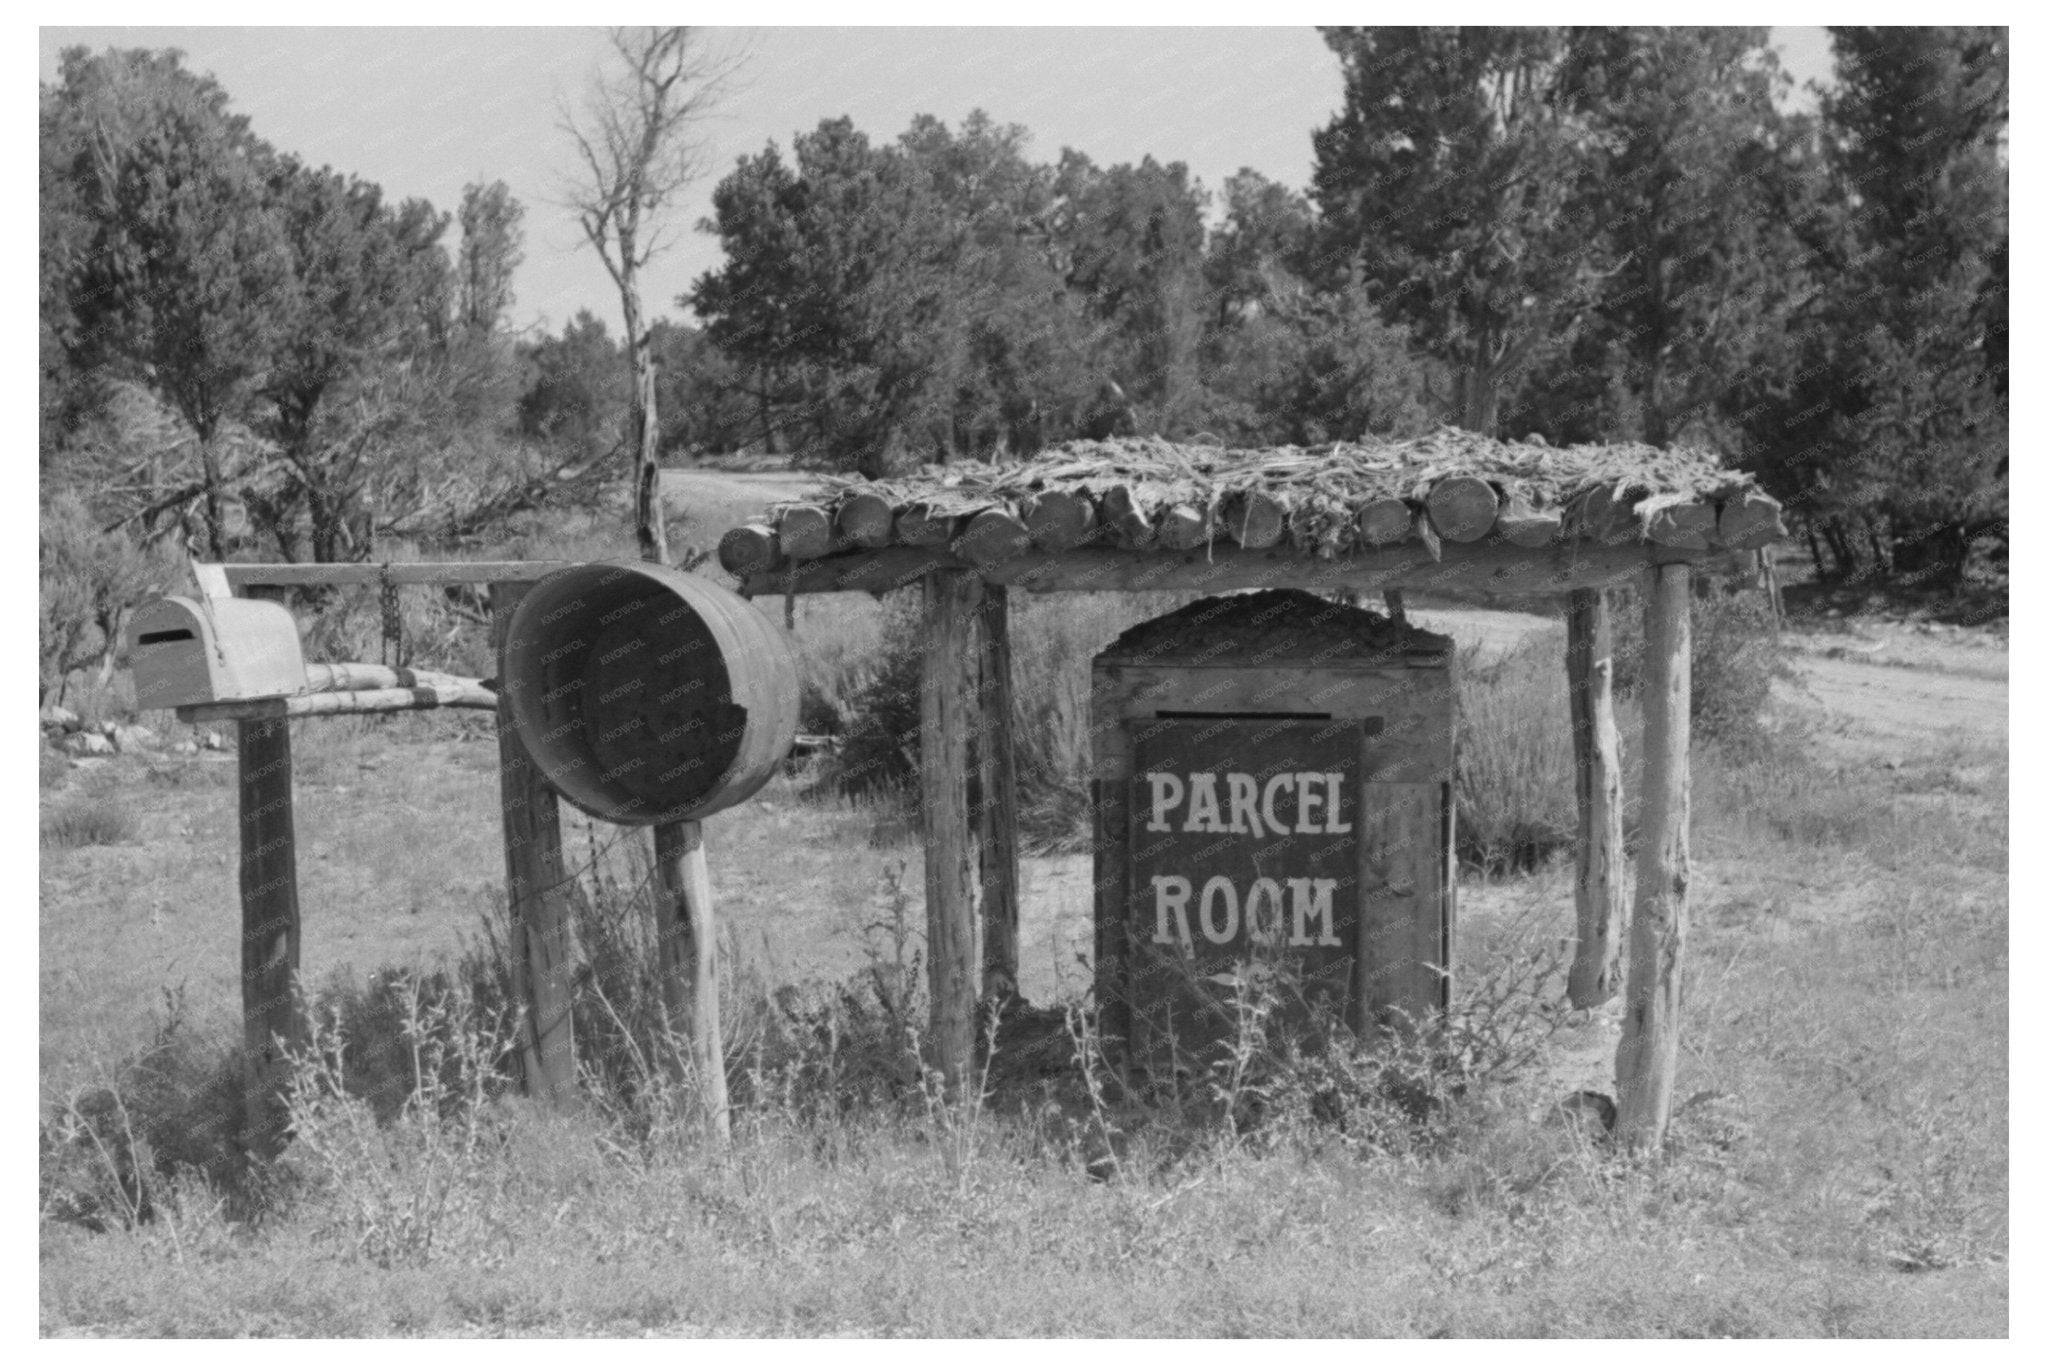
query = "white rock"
(111, 724, 158, 753)
(170, 739, 200, 757)
(39, 705, 80, 732)
(62, 731, 115, 757)
(200, 730, 229, 751)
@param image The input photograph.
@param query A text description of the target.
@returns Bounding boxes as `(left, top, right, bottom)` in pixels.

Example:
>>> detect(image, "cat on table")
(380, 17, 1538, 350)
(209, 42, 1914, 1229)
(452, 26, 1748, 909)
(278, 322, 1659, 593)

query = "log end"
(718, 523, 781, 576)
(1426, 475, 1501, 544)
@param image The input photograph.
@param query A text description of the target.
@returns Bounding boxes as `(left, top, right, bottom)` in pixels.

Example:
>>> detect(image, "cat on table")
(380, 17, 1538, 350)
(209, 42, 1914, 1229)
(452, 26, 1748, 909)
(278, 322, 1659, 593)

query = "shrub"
(1453, 629, 1580, 874)
(816, 591, 1182, 850)
(283, 973, 519, 1265)
(1609, 585, 1791, 751)
(41, 794, 140, 848)
(40, 988, 255, 1230)
(39, 491, 180, 707)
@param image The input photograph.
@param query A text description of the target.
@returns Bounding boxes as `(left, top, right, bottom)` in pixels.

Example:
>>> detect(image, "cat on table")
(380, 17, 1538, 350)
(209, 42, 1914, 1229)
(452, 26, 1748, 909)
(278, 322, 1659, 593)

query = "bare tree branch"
(559, 26, 744, 564)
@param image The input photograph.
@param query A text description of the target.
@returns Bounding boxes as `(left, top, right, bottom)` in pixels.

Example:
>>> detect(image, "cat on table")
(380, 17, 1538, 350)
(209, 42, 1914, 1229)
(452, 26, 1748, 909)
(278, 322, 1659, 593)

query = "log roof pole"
(1565, 588, 1625, 1008)
(977, 583, 1022, 1002)
(1615, 562, 1693, 1151)
(921, 568, 984, 1095)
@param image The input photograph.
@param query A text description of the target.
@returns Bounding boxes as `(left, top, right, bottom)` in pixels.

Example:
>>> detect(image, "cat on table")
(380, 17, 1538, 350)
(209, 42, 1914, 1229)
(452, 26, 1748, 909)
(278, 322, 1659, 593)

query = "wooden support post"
(1615, 563, 1692, 1151)
(237, 716, 301, 1157)
(977, 583, 1022, 1001)
(921, 568, 984, 1094)
(1565, 589, 1626, 1008)
(492, 582, 578, 1106)
(654, 819, 729, 1142)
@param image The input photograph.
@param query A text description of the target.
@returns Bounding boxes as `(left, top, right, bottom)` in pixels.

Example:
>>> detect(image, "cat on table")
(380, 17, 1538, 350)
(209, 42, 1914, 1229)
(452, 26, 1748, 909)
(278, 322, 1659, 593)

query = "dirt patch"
(1788, 655, 2006, 761)
(661, 469, 824, 535)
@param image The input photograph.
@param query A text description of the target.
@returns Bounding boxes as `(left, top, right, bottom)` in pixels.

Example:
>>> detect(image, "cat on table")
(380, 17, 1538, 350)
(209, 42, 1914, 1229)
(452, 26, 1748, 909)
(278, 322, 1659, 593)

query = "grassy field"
(38, 499, 2007, 1336)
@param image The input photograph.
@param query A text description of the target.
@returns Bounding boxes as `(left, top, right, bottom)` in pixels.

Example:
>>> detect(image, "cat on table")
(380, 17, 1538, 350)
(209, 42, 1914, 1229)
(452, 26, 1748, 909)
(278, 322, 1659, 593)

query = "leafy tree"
(1825, 26, 2007, 582)
(1203, 168, 1315, 331)
(457, 179, 526, 338)
(1050, 152, 1209, 436)
(257, 156, 452, 561)
(693, 117, 984, 475)
(1507, 28, 1811, 447)
(1736, 28, 2007, 584)
(1312, 27, 1606, 436)
(897, 112, 1100, 457)
(648, 320, 754, 457)
(517, 310, 627, 460)
(46, 46, 290, 557)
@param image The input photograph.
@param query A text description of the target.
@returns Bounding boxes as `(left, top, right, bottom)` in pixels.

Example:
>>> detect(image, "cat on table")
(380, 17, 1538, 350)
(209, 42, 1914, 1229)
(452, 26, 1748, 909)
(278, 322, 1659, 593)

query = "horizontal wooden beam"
(741, 541, 1738, 599)
(177, 682, 497, 723)
(218, 561, 572, 590)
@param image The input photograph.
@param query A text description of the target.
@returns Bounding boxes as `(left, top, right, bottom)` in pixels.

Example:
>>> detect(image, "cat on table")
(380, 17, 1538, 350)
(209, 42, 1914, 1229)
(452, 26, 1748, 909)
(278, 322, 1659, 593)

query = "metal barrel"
(500, 560, 800, 825)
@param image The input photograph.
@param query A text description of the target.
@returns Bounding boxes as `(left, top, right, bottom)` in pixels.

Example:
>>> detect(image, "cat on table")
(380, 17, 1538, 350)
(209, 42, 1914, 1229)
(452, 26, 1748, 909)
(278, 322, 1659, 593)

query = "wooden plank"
(1156, 504, 1212, 552)
(1098, 486, 1157, 548)
(775, 505, 834, 561)
(237, 717, 301, 1158)
(1716, 489, 1787, 551)
(1090, 670, 1133, 1056)
(1567, 484, 1644, 546)
(717, 523, 781, 577)
(921, 569, 984, 1094)
(893, 505, 956, 549)
(191, 562, 234, 599)
(1356, 782, 1450, 1031)
(1222, 489, 1285, 550)
(492, 582, 578, 1107)
(1425, 476, 1500, 543)
(1356, 498, 1415, 548)
(1021, 489, 1098, 551)
(1638, 494, 1717, 550)
(1565, 589, 1625, 1009)
(176, 682, 497, 722)
(976, 584, 1021, 1000)
(653, 819, 729, 1142)
(1615, 562, 1692, 1152)
(835, 491, 896, 550)
(222, 561, 572, 589)
(954, 507, 1033, 568)
(742, 541, 1694, 599)
(302, 663, 484, 694)
(1494, 491, 1561, 548)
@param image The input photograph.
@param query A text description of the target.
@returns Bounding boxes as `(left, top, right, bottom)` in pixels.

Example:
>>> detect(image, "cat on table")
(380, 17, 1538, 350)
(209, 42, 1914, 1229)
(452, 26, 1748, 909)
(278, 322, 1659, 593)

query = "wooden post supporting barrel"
(654, 820, 729, 1140)
(1615, 563, 1692, 1151)
(492, 581, 578, 1107)
(498, 560, 799, 1133)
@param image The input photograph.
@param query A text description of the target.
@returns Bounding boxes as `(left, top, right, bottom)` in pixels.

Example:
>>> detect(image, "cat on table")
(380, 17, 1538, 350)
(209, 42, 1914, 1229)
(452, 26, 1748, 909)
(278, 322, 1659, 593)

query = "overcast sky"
(39, 26, 1838, 337)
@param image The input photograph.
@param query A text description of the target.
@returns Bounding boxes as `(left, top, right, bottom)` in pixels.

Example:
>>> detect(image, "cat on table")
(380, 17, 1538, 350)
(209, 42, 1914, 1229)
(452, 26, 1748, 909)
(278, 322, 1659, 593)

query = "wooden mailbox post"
(134, 557, 794, 1149)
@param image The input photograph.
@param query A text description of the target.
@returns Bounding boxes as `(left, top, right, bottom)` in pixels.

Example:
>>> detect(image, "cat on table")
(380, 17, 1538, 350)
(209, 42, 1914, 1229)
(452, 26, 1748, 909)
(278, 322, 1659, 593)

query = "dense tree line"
(42, 27, 2006, 600)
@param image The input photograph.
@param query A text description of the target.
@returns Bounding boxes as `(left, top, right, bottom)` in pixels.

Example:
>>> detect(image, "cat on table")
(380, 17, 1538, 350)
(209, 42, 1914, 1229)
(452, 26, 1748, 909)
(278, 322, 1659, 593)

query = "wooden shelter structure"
(718, 429, 1785, 1151)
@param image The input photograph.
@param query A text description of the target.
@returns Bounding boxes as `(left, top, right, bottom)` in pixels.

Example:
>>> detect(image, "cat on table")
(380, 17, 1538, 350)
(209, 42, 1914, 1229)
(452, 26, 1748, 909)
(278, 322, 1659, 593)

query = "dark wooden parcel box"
(1090, 588, 1456, 1071)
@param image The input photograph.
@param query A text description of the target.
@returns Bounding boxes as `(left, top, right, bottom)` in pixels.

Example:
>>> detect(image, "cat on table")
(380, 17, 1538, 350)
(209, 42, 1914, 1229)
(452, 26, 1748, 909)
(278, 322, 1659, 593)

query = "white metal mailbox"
(128, 595, 307, 710)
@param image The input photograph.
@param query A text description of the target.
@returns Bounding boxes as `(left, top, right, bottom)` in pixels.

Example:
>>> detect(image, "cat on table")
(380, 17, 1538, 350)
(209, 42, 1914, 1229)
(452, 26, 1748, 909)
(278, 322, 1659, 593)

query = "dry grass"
(37, 712, 2008, 1335)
